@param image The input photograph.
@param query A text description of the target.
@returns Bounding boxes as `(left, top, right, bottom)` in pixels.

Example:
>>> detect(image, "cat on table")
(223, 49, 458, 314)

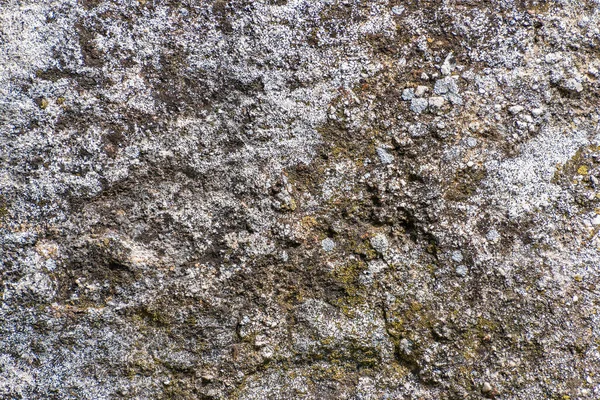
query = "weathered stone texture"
(1, 0, 600, 398)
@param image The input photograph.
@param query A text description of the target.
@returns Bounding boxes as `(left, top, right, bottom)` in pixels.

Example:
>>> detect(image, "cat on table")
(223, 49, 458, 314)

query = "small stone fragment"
(414, 85, 429, 97)
(410, 98, 428, 113)
(391, 5, 404, 15)
(519, 113, 533, 123)
(451, 250, 463, 262)
(531, 107, 544, 116)
(508, 105, 524, 115)
(402, 88, 415, 101)
(482, 382, 492, 394)
(545, 53, 561, 63)
(428, 96, 445, 109)
(376, 147, 394, 164)
(440, 52, 455, 76)
(399, 338, 413, 355)
(486, 229, 500, 242)
(466, 137, 477, 147)
(434, 77, 462, 104)
(455, 265, 467, 277)
(370, 233, 389, 254)
(447, 93, 463, 105)
(434, 76, 459, 95)
(561, 77, 583, 93)
(321, 238, 335, 252)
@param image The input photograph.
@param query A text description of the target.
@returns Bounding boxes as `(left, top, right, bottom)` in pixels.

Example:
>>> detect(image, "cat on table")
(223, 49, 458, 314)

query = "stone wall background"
(1, 0, 600, 398)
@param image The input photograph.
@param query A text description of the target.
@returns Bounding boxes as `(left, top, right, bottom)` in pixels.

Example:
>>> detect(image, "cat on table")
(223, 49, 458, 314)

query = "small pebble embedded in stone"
(321, 238, 335, 252)
(391, 6, 404, 15)
(376, 147, 394, 164)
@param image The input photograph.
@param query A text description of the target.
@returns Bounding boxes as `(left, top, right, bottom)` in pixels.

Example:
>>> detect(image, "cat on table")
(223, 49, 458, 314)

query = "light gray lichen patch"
(322, 237, 336, 252)
(370, 233, 389, 254)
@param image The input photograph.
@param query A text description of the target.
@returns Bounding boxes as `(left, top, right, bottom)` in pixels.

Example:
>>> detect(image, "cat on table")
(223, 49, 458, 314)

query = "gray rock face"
(1, 1, 600, 399)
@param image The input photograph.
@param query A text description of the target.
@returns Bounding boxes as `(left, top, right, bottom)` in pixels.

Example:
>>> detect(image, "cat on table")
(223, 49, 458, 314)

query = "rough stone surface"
(1, 1, 600, 399)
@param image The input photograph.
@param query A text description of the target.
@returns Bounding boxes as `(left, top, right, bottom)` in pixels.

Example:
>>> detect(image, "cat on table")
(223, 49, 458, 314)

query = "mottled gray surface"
(1, 0, 600, 399)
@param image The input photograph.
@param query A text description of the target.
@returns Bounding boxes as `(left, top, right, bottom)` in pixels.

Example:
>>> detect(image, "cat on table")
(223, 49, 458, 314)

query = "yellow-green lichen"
(577, 165, 589, 175)
(0, 196, 8, 220)
(330, 260, 368, 317)
(445, 166, 488, 201)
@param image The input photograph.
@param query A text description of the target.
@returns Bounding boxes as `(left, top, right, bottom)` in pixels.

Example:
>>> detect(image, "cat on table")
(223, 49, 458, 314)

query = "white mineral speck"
(451, 251, 463, 262)
(376, 147, 395, 164)
(321, 238, 335, 252)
